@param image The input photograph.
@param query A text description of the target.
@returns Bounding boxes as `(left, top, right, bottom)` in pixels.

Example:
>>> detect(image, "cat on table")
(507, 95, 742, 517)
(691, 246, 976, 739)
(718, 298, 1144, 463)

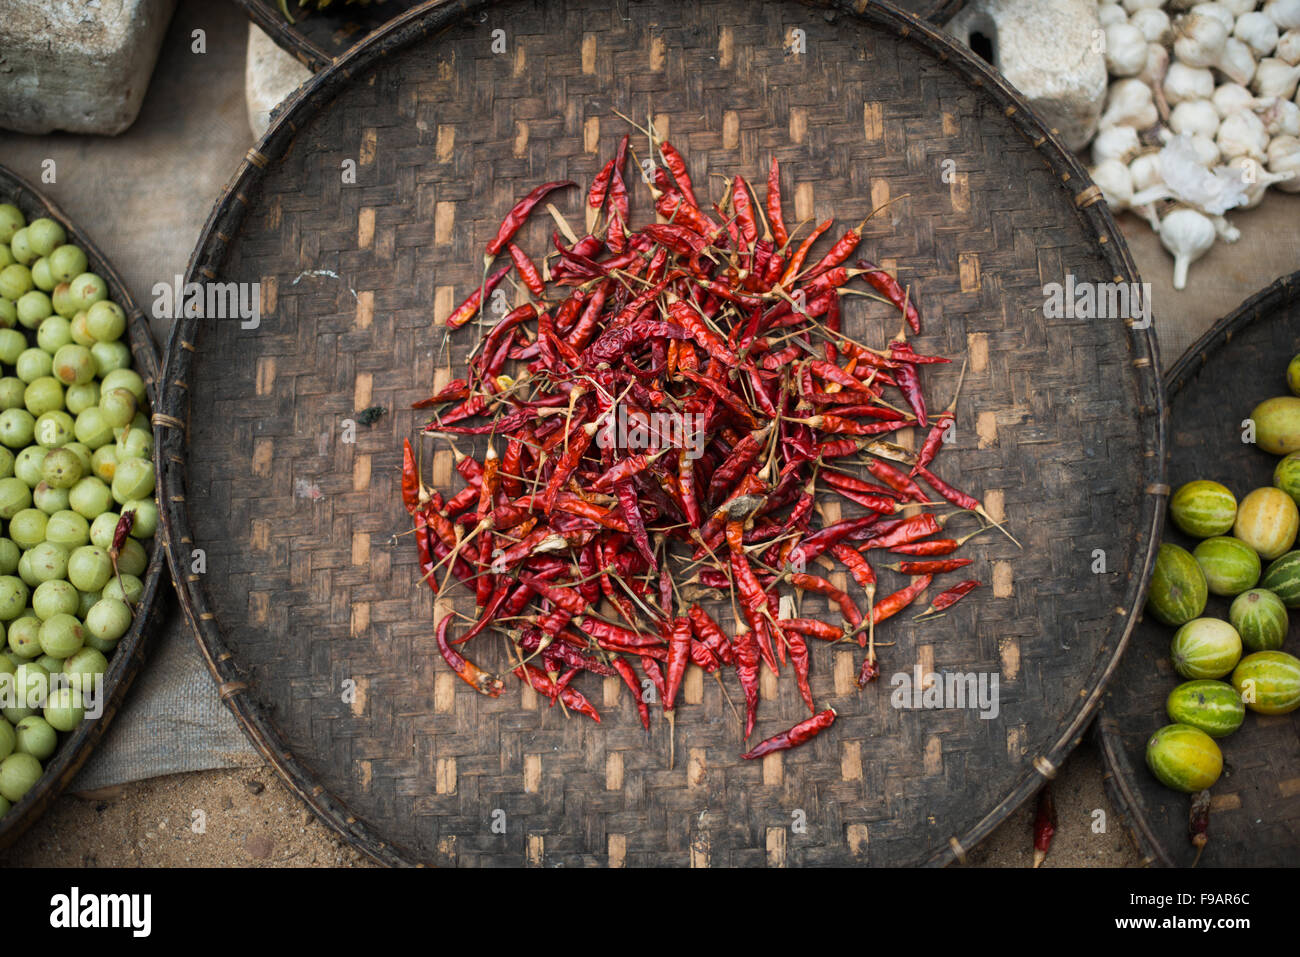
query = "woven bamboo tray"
(162, 0, 1163, 866)
(237, 0, 968, 71)
(0, 166, 169, 851)
(1098, 273, 1300, 868)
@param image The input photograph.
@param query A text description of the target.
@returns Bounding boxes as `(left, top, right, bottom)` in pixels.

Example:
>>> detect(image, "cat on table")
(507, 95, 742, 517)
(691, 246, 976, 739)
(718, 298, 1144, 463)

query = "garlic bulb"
(1192, 3, 1236, 32)
(1106, 23, 1150, 76)
(1101, 78, 1160, 129)
(1131, 7, 1172, 42)
(1174, 12, 1229, 68)
(1225, 155, 1297, 206)
(1265, 0, 1300, 31)
(1139, 42, 1171, 94)
(1267, 134, 1300, 189)
(1159, 208, 1217, 290)
(1254, 57, 1300, 97)
(1170, 98, 1222, 137)
(1210, 82, 1268, 117)
(1091, 159, 1136, 208)
(1093, 123, 1143, 165)
(1188, 132, 1223, 164)
(1122, 0, 1165, 10)
(1099, 3, 1129, 27)
(1276, 28, 1300, 63)
(1210, 214, 1241, 242)
(1235, 11, 1281, 56)
(1165, 62, 1216, 103)
(1260, 97, 1300, 135)
(1219, 37, 1259, 85)
(1130, 151, 1165, 190)
(1217, 108, 1270, 158)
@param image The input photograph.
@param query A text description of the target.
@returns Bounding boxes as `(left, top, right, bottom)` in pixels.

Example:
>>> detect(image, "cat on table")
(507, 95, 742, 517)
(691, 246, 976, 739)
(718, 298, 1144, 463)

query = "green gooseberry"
(45, 511, 89, 549)
(0, 205, 25, 244)
(52, 344, 94, 386)
(9, 229, 35, 266)
(101, 575, 142, 606)
(7, 509, 46, 550)
(65, 381, 99, 415)
(13, 446, 46, 487)
(32, 482, 69, 515)
(14, 348, 52, 384)
(42, 447, 83, 489)
(122, 498, 158, 539)
(29, 258, 54, 293)
(111, 459, 154, 503)
(85, 598, 131, 643)
(47, 245, 87, 284)
(23, 376, 63, 417)
(25, 542, 68, 583)
(68, 546, 112, 593)
(0, 409, 34, 449)
(26, 218, 66, 258)
(0, 539, 18, 575)
(34, 410, 74, 448)
(66, 273, 106, 313)
(90, 445, 117, 483)
(13, 716, 56, 760)
(36, 316, 72, 353)
(0, 333, 25, 366)
(0, 264, 33, 301)
(68, 477, 112, 519)
(0, 751, 43, 802)
(85, 301, 126, 342)
(44, 686, 84, 732)
(90, 341, 131, 377)
(73, 407, 113, 449)
(37, 614, 83, 659)
(32, 580, 79, 622)
(6, 617, 40, 659)
(0, 477, 31, 517)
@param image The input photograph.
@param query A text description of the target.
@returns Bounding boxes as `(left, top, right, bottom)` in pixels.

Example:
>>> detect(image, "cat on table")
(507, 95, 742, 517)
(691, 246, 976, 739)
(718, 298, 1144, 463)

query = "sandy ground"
(2, 0, 1295, 869)
(5, 741, 1135, 867)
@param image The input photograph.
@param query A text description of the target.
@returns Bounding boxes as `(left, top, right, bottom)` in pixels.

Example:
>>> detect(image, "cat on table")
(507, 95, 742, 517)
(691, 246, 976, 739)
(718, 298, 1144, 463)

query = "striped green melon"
(1275, 452, 1300, 507)
(1171, 618, 1242, 679)
(1146, 543, 1208, 626)
(1229, 588, 1290, 652)
(1146, 723, 1223, 793)
(1169, 480, 1237, 538)
(1166, 680, 1246, 738)
(1260, 549, 1300, 608)
(1234, 487, 1299, 560)
(1250, 396, 1300, 455)
(1231, 651, 1300, 714)
(1193, 536, 1261, 596)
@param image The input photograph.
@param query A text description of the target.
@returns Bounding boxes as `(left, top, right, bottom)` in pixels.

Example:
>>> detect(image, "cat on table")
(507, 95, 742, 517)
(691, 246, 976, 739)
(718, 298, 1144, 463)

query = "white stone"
(245, 23, 312, 140)
(0, 0, 177, 136)
(948, 0, 1109, 152)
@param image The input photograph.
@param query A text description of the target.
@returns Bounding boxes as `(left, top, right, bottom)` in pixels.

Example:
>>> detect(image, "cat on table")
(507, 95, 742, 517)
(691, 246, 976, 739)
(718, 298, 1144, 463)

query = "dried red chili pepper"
(436, 616, 504, 697)
(485, 181, 575, 261)
(857, 259, 921, 334)
(613, 656, 651, 730)
(913, 579, 981, 619)
(740, 708, 835, 759)
(1033, 784, 1057, 869)
(445, 263, 512, 330)
(882, 558, 973, 575)
(766, 157, 788, 249)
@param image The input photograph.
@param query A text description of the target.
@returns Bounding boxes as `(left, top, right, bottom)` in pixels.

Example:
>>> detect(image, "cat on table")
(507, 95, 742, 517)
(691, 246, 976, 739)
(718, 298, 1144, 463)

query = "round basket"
(0, 165, 169, 850)
(1098, 272, 1300, 868)
(161, 0, 1163, 866)
(237, 0, 968, 71)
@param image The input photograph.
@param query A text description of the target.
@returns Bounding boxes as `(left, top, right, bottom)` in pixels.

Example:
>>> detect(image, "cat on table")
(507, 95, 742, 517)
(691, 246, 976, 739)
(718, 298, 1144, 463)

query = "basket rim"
(161, 0, 1166, 867)
(1095, 269, 1300, 869)
(233, 0, 972, 72)
(0, 164, 170, 852)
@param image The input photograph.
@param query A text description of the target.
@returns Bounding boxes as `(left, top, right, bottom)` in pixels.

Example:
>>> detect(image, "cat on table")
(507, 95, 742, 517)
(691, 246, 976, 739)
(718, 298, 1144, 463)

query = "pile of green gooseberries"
(0, 203, 157, 815)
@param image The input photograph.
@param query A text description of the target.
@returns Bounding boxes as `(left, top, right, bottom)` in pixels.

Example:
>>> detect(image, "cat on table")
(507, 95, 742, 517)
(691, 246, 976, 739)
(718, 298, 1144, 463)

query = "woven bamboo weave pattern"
(163, 0, 1162, 866)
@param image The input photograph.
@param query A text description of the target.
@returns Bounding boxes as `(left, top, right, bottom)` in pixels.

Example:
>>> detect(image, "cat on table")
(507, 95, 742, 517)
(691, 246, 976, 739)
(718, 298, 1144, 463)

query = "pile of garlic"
(1089, 0, 1300, 289)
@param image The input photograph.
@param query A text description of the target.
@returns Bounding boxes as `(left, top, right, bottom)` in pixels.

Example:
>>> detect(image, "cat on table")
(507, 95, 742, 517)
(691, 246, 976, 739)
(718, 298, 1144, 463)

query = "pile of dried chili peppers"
(402, 122, 1012, 762)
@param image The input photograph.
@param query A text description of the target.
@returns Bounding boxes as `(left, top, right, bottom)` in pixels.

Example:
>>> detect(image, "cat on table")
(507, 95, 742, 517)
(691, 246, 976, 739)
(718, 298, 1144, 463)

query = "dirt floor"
(3, 0, 1296, 869)
(5, 741, 1138, 867)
